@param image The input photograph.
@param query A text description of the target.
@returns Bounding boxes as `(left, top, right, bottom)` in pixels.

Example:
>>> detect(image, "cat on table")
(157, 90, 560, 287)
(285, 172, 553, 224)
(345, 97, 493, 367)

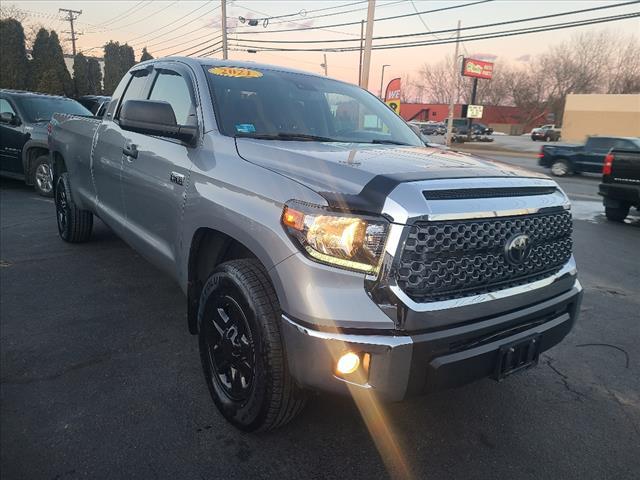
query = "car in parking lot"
(77, 95, 111, 118)
(0, 89, 91, 195)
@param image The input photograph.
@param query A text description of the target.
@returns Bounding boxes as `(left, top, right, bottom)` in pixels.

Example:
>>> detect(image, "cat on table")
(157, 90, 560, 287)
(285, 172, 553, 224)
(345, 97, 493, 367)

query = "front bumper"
(281, 280, 583, 401)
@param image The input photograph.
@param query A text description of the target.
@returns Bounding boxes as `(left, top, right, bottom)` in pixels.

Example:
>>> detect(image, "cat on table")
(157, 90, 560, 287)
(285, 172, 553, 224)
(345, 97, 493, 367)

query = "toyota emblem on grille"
(505, 234, 532, 265)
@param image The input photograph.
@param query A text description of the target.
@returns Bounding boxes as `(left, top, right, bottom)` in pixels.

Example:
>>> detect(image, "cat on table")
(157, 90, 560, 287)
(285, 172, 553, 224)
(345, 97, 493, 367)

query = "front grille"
(396, 210, 572, 302)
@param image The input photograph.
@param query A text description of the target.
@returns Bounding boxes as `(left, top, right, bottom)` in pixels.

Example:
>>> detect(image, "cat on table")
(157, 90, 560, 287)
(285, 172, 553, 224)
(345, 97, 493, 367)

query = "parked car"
(49, 58, 582, 431)
(538, 136, 640, 176)
(598, 145, 640, 221)
(456, 123, 493, 136)
(77, 95, 111, 118)
(531, 125, 561, 142)
(0, 89, 91, 195)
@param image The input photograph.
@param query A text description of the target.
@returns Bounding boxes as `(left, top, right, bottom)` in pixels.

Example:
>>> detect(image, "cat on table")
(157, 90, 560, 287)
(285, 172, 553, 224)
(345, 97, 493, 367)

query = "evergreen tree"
(103, 41, 136, 95)
(139, 47, 153, 62)
(0, 18, 29, 89)
(87, 57, 103, 95)
(73, 53, 90, 96)
(29, 28, 73, 96)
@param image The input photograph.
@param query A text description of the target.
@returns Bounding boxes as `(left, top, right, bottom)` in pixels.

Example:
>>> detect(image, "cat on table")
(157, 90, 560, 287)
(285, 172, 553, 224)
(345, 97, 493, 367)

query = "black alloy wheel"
(203, 292, 255, 402)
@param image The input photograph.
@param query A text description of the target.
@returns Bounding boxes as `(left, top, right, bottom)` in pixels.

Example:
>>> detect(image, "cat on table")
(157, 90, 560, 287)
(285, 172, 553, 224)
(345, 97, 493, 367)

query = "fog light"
(336, 352, 360, 375)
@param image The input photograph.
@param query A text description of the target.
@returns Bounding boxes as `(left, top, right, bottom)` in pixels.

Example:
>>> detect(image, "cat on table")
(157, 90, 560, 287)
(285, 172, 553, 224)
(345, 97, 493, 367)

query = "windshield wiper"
(235, 132, 339, 142)
(370, 139, 410, 145)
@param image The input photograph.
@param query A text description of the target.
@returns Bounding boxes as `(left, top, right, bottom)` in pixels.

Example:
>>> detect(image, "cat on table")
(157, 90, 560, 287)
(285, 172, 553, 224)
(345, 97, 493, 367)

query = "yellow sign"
(208, 67, 263, 78)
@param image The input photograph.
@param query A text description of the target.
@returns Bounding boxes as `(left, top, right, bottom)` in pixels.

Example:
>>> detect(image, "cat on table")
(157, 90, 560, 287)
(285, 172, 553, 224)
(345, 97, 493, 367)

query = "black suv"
(77, 95, 111, 117)
(0, 89, 91, 195)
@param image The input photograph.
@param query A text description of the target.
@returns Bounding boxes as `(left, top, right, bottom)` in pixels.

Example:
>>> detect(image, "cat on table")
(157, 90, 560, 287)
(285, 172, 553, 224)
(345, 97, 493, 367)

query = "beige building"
(561, 94, 640, 142)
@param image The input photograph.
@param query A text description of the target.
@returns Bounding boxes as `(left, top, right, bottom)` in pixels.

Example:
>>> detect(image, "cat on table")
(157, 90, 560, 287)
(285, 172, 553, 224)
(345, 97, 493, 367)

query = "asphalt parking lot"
(1, 156, 639, 479)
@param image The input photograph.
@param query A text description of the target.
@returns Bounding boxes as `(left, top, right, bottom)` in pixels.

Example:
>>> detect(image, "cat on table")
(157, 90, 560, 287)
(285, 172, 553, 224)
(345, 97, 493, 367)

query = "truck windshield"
(16, 97, 91, 123)
(204, 65, 423, 146)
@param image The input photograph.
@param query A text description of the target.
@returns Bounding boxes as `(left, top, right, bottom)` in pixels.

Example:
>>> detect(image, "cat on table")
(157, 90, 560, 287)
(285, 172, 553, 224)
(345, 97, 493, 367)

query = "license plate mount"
(494, 334, 541, 381)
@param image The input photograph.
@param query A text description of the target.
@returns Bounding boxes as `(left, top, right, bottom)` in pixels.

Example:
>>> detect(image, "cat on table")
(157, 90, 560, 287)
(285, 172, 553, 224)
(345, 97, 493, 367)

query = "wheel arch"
(21, 140, 49, 186)
(186, 228, 263, 334)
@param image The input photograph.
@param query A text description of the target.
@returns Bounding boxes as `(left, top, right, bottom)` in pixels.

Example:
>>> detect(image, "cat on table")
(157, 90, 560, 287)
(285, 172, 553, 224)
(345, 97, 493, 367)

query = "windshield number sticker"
(235, 124, 256, 133)
(209, 67, 263, 78)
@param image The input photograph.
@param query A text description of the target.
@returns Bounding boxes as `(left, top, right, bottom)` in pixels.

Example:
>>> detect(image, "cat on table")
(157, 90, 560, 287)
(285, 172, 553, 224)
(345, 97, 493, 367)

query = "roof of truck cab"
(151, 57, 330, 79)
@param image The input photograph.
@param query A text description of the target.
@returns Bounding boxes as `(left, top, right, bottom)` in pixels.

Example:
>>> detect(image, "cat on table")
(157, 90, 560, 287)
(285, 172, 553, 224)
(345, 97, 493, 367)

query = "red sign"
(384, 77, 401, 113)
(461, 58, 494, 80)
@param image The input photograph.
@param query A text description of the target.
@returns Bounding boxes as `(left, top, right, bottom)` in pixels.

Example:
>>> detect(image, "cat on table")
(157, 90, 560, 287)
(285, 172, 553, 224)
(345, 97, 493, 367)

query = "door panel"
(0, 99, 26, 174)
(120, 65, 198, 275)
(120, 133, 191, 273)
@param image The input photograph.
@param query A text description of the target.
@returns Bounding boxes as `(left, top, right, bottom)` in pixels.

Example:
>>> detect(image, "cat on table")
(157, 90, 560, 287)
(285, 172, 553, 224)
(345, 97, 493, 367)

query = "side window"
(588, 138, 614, 152)
(614, 139, 634, 150)
(0, 98, 16, 115)
(148, 70, 195, 125)
(116, 70, 151, 119)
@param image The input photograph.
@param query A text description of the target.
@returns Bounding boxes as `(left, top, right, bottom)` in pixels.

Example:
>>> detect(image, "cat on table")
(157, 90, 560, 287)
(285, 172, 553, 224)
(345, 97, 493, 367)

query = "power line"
(165, 36, 222, 57)
(234, 0, 492, 35)
(128, 1, 212, 45)
(101, 1, 152, 28)
(232, 0, 640, 43)
(109, 1, 180, 31)
(230, 12, 640, 52)
(233, 0, 640, 44)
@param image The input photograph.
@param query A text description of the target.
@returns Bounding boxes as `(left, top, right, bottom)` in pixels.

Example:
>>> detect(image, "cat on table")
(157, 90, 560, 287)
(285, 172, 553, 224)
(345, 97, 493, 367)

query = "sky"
(8, 0, 640, 93)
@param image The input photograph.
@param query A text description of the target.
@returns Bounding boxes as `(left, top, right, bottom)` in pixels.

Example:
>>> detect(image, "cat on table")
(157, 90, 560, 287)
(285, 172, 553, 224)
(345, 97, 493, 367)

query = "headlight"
(281, 201, 389, 275)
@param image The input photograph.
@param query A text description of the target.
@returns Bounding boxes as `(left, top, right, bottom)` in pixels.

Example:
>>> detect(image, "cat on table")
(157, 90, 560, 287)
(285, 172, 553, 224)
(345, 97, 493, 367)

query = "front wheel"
(198, 259, 307, 431)
(33, 155, 53, 196)
(55, 173, 93, 242)
(605, 204, 630, 222)
(550, 159, 572, 177)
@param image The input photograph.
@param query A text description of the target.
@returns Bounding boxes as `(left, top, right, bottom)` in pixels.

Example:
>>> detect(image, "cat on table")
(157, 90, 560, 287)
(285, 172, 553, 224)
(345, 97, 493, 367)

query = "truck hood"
(236, 139, 547, 202)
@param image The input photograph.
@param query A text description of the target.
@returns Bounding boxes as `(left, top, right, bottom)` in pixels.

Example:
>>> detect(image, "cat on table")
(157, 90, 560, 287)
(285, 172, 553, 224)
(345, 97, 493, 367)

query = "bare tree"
(0, 4, 28, 22)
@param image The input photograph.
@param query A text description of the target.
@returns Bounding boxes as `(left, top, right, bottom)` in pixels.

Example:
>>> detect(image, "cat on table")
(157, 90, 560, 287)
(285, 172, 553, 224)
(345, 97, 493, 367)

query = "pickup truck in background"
(538, 136, 640, 176)
(599, 147, 640, 222)
(0, 89, 91, 195)
(49, 58, 583, 431)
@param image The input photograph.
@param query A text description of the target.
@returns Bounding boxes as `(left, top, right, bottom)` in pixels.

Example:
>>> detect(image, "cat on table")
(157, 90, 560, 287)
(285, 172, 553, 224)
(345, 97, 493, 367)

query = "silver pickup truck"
(49, 58, 583, 431)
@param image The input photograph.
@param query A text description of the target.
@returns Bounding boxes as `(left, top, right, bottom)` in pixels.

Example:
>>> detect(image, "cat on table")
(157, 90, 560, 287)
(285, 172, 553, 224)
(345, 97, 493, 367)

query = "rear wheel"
(550, 159, 572, 177)
(605, 204, 630, 222)
(33, 155, 53, 196)
(55, 173, 93, 242)
(198, 259, 307, 431)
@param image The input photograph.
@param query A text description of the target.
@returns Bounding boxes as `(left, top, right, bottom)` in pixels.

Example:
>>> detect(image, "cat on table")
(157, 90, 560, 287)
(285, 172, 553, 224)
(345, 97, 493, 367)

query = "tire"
(198, 259, 307, 432)
(531, 136, 536, 141)
(32, 155, 53, 196)
(55, 173, 93, 242)
(545, 135, 551, 142)
(605, 204, 630, 222)
(550, 159, 572, 177)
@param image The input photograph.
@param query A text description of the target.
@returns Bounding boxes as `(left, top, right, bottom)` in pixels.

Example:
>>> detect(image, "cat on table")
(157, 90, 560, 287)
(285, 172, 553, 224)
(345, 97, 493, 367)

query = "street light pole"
(379, 64, 390, 100)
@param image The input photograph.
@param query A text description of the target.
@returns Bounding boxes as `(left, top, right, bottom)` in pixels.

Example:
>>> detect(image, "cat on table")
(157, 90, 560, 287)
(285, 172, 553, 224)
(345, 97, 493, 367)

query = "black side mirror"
(0, 112, 19, 125)
(119, 100, 197, 145)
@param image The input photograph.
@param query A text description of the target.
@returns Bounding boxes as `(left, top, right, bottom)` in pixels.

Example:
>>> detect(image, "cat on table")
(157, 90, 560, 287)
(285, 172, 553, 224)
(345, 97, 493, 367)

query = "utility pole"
(358, 20, 364, 86)
(360, 0, 375, 89)
(445, 20, 461, 147)
(221, 0, 228, 59)
(59, 8, 82, 56)
(321, 54, 328, 76)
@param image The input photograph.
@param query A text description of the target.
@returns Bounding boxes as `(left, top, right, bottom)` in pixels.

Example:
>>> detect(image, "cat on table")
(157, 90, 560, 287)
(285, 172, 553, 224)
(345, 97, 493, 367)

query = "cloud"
(516, 54, 531, 62)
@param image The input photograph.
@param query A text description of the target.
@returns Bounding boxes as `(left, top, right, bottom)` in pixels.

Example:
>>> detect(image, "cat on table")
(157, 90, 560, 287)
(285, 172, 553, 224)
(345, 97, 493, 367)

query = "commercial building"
(400, 103, 546, 134)
(561, 94, 640, 142)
